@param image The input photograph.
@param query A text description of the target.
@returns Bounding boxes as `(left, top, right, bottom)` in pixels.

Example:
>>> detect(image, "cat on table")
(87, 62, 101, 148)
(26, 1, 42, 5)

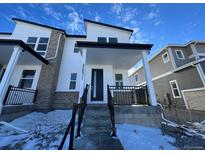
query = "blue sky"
(0, 3, 205, 56)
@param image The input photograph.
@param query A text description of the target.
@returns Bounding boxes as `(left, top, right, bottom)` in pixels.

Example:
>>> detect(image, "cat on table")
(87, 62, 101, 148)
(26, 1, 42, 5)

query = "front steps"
(74, 104, 123, 150)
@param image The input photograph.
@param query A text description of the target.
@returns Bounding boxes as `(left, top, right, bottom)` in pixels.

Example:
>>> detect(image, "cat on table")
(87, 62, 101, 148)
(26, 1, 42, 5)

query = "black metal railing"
(58, 84, 89, 150)
(76, 84, 89, 138)
(107, 85, 117, 137)
(3, 85, 38, 106)
(108, 85, 149, 105)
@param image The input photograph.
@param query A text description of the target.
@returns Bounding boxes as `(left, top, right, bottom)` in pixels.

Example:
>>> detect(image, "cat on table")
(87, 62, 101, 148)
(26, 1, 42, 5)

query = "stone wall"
(183, 89, 205, 111)
(114, 105, 162, 128)
(35, 30, 65, 109)
(52, 92, 79, 109)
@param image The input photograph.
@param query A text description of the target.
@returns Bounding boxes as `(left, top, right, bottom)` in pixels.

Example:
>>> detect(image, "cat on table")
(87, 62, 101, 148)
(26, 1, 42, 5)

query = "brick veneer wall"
(35, 30, 65, 109)
(183, 89, 205, 111)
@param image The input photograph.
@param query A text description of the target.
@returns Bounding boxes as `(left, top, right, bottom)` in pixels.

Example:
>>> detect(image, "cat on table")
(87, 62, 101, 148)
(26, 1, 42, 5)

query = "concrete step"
(81, 126, 111, 136)
(83, 118, 110, 126)
(74, 134, 123, 150)
(0, 111, 32, 122)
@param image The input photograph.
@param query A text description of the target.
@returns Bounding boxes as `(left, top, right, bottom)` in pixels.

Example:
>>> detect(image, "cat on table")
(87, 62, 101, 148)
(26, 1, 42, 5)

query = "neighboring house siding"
(35, 30, 65, 109)
(195, 43, 205, 54)
(154, 67, 203, 108)
(200, 61, 205, 75)
(170, 46, 195, 68)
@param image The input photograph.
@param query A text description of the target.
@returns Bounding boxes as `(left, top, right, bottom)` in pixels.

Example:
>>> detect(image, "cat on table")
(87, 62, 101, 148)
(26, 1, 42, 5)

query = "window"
(69, 73, 77, 90)
(18, 70, 36, 89)
(162, 52, 170, 63)
(135, 74, 138, 82)
(109, 37, 118, 43)
(97, 37, 107, 43)
(175, 50, 185, 59)
(36, 37, 49, 56)
(115, 73, 123, 88)
(26, 37, 37, 49)
(74, 47, 82, 53)
(169, 80, 181, 98)
(0, 68, 6, 82)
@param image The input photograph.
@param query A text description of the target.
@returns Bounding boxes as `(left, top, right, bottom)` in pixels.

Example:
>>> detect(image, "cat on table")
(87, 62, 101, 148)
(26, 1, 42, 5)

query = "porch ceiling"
(86, 48, 143, 69)
(0, 39, 49, 65)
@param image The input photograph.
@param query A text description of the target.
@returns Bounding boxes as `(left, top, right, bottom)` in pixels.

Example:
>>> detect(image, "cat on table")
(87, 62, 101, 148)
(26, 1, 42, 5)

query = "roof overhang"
(0, 39, 49, 65)
(76, 41, 153, 50)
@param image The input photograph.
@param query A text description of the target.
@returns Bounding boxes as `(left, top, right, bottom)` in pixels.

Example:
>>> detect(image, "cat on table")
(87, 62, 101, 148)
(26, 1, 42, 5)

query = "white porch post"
(0, 46, 22, 114)
(142, 50, 157, 106)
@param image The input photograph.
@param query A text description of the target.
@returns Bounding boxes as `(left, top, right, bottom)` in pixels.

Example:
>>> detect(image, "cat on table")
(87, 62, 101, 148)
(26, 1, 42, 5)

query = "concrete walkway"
(74, 105, 123, 150)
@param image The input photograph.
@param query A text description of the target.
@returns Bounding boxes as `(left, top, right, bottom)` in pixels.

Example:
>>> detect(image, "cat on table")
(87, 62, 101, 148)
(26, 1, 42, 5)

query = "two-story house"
(0, 18, 158, 115)
(130, 41, 205, 111)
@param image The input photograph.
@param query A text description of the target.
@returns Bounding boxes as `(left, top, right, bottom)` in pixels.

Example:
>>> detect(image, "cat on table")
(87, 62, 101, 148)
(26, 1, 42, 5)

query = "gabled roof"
(76, 41, 153, 50)
(0, 39, 49, 65)
(84, 19, 134, 33)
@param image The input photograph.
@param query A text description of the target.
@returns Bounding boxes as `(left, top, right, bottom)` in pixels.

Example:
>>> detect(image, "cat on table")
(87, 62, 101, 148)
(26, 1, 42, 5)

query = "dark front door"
(91, 69, 103, 101)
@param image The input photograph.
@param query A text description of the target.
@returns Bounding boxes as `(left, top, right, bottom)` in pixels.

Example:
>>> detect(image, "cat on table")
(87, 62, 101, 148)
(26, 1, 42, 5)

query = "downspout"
(46, 33, 63, 60)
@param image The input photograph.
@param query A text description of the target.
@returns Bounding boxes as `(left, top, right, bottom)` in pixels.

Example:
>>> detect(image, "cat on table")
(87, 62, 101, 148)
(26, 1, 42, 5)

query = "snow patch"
(116, 123, 177, 150)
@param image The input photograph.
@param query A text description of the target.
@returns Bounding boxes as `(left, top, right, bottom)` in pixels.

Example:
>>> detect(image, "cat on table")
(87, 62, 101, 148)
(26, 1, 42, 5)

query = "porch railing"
(108, 85, 149, 105)
(3, 85, 38, 106)
(58, 84, 89, 150)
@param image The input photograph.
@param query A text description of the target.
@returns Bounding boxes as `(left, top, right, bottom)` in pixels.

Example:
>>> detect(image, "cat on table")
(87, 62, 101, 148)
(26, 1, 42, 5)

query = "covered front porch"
(76, 41, 157, 106)
(0, 39, 49, 114)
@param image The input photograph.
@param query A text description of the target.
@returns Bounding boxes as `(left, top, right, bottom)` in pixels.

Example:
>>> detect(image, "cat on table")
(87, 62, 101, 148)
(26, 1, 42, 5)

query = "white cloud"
(111, 3, 122, 15)
(16, 6, 28, 18)
(67, 10, 83, 33)
(64, 5, 74, 11)
(130, 27, 149, 43)
(94, 15, 101, 22)
(147, 11, 157, 20)
(42, 4, 61, 21)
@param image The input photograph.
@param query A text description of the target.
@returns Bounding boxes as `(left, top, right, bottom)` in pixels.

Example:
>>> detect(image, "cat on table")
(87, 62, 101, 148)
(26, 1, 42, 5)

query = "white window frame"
(115, 73, 123, 89)
(175, 50, 185, 60)
(69, 73, 77, 90)
(169, 80, 181, 98)
(18, 70, 36, 89)
(162, 52, 170, 63)
(26, 37, 49, 57)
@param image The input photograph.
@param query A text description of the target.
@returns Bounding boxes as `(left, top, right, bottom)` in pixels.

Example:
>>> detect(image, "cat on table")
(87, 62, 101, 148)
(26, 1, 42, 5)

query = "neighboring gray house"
(130, 41, 205, 111)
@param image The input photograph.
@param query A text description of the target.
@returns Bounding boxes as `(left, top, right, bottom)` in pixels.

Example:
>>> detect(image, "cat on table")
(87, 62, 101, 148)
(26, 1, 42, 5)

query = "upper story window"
(115, 73, 123, 88)
(18, 70, 36, 89)
(162, 52, 170, 63)
(97, 37, 107, 43)
(69, 73, 77, 90)
(109, 37, 118, 43)
(27, 37, 37, 49)
(175, 50, 185, 59)
(26, 37, 49, 56)
(169, 80, 181, 98)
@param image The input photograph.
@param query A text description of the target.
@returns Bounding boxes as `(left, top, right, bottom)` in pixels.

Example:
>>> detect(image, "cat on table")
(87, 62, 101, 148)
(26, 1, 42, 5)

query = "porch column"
(142, 50, 157, 106)
(0, 46, 22, 114)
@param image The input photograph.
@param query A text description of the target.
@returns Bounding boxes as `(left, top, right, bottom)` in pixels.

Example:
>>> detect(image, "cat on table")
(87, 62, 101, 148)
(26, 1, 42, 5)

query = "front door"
(91, 69, 103, 101)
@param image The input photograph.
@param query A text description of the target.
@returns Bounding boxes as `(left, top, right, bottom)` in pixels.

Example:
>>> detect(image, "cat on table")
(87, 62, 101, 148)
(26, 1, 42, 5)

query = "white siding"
(86, 22, 131, 43)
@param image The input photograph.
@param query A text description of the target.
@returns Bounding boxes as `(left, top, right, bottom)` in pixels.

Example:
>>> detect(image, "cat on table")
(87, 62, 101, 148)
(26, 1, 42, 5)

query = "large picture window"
(18, 70, 36, 89)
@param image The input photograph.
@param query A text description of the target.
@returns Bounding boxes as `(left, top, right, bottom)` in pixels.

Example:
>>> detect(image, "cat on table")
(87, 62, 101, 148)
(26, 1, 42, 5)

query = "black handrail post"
(69, 103, 78, 150)
(3, 85, 12, 105)
(107, 85, 117, 138)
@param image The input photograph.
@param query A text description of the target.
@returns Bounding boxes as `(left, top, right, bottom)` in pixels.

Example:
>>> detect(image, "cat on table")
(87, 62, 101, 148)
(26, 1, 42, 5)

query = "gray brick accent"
(52, 92, 79, 109)
(35, 30, 65, 109)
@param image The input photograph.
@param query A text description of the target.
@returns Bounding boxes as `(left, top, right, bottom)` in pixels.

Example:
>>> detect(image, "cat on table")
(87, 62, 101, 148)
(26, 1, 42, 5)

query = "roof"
(84, 19, 134, 33)
(76, 41, 153, 50)
(0, 39, 49, 65)
(66, 34, 86, 38)
(0, 32, 12, 35)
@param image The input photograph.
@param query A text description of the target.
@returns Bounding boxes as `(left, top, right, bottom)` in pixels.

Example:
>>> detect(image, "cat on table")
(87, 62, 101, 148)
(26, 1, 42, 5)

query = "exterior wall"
(0, 34, 12, 39)
(35, 30, 65, 109)
(56, 37, 85, 92)
(86, 22, 131, 43)
(195, 43, 205, 54)
(170, 46, 196, 68)
(85, 64, 114, 104)
(200, 61, 205, 75)
(154, 67, 204, 108)
(1, 64, 41, 89)
(182, 88, 205, 111)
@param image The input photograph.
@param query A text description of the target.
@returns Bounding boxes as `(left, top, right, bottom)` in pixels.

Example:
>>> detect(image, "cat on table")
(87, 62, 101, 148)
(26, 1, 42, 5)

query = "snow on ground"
(116, 123, 177, 150)
(0, 110, 72, 150)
